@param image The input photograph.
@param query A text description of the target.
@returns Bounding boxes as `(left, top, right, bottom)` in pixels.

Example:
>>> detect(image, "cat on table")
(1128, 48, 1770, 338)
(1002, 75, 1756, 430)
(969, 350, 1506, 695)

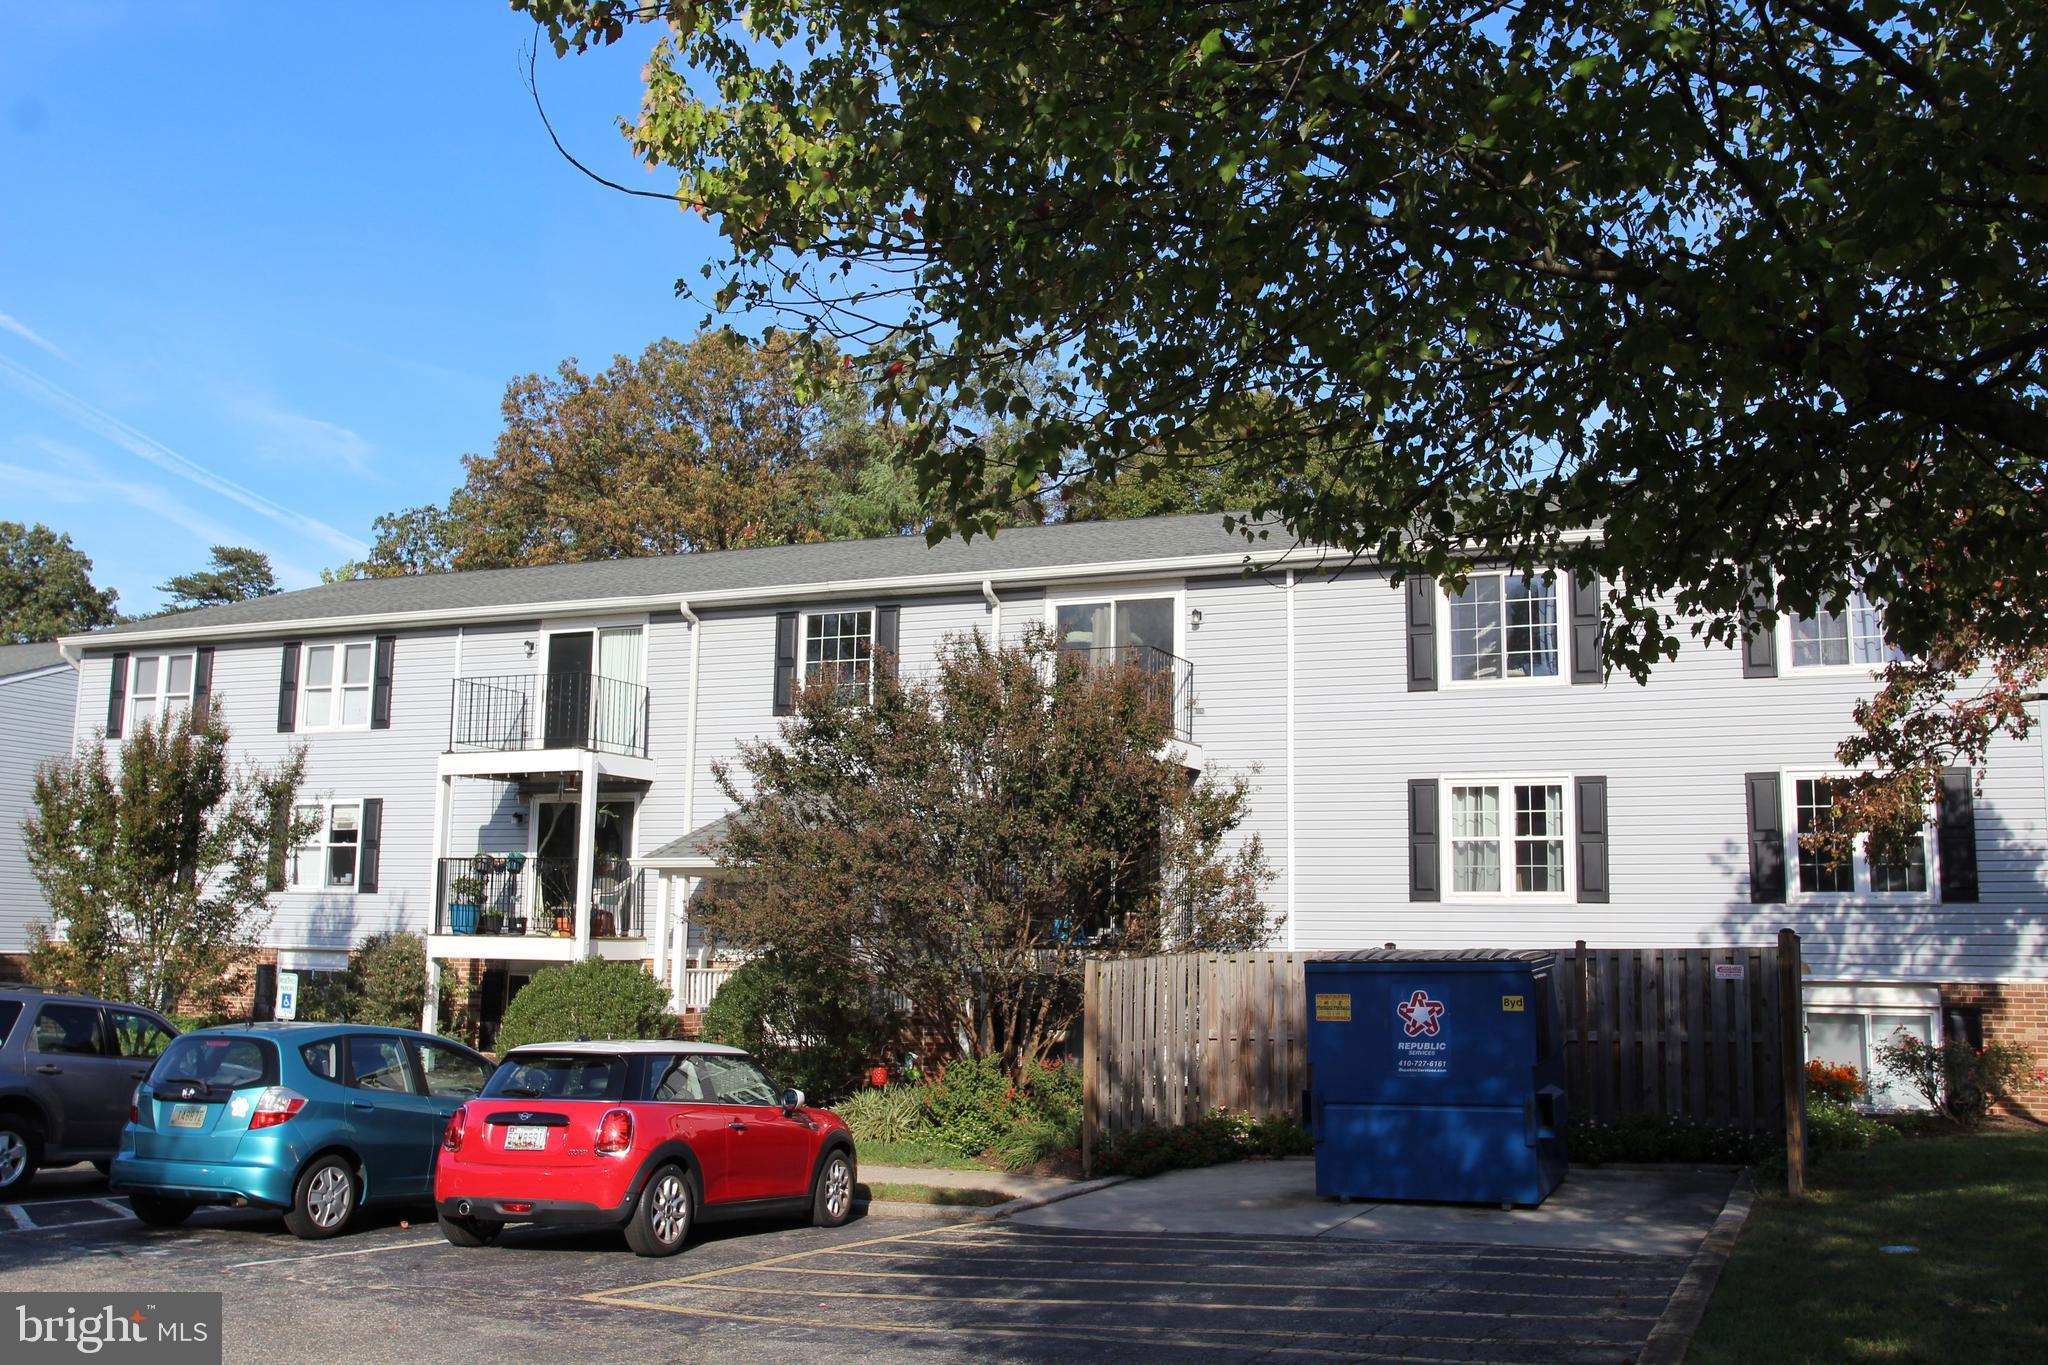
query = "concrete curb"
(1638, 1168, 1759, 1365)
(853, 1174, 1132, 1225)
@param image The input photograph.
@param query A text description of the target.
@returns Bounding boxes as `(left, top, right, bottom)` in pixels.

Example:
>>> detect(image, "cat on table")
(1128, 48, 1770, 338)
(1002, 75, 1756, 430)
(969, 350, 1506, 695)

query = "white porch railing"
(679, 964, 741, 1013)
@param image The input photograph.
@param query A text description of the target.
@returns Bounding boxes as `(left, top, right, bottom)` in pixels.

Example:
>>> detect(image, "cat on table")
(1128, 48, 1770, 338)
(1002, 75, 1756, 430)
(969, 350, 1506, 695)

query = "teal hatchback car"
(110, 1023, 493, 1239)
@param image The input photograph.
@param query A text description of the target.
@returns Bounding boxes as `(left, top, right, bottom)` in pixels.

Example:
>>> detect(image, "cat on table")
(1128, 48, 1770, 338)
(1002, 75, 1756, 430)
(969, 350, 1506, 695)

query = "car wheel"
(282, 1155, 358, 1240)
(812, 1149, 855, 1228)
(437, 1212, 502, 1248)
(0, 1117, 41, 1196)
(623, 1164, 693, 1257)
(129, 1193, 196, 1228)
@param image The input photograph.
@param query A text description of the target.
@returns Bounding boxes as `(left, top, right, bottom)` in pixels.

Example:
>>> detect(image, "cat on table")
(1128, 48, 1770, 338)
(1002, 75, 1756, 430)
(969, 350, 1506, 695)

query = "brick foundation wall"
(1940, 982, 2048, 1122)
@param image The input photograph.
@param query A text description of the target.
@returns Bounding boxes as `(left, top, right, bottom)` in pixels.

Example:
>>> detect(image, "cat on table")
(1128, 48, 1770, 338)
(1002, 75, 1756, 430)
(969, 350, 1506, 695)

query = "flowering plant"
(1874, 1033, 2041, 1123)
(1804, 1060, 1867, 1105)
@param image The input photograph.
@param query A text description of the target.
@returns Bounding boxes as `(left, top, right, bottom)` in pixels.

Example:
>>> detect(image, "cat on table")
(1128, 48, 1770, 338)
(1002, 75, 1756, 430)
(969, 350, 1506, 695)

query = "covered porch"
(636, 815, 745, 1018)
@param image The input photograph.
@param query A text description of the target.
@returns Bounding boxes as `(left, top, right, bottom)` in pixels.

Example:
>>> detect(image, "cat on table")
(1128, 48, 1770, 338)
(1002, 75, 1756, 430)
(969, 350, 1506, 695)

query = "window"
(1446, 781, 1570, 898)
(291, 802, 361, 890)
(155, 1035, 279, 1090)
(484, 1052, 626, 1101)
(1789, 774, 1933, 899)
(1789, 589, 1901, 669)
(804, 610, 873, 695)
(1448, 574, 1558, 681)
(32, 1004, 105, 1056)
(299, 640, 374, 730)
(300, 1038, 342, 1081)
(414, 1040, 489, 1098)
(128, 652, 195, 730)
(650, 1055, 710, 1102)
(1053, 595, 1176, 661)
(0, 1001, 19, 1047)
(1807, 1008, 1936, 1110)
(697, 1054, 781, 1105)
(347, 1035, 418, 1093)
(107, 1009, 174, 1060)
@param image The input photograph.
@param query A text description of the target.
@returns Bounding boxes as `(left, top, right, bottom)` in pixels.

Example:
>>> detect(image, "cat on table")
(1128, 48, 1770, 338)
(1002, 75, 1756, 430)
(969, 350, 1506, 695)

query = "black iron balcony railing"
(1058, 643, 1195, 743)
(447, 672, 650, 757)
(434, 854, 647, 939)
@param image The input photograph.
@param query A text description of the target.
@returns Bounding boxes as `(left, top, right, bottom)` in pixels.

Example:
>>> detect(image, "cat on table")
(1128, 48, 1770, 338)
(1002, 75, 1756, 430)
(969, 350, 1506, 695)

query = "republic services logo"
(1396, 990, 1445, 1038)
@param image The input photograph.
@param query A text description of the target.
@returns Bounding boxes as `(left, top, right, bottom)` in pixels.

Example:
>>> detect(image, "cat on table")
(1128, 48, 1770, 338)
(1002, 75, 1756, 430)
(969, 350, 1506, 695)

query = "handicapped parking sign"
(276, 970, 299, 1021)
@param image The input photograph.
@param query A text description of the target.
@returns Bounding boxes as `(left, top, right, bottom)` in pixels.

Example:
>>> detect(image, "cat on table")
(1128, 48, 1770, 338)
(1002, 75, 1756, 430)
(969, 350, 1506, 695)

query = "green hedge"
(1097, 1111, 1313, 1179)
(494, 958, 677, 1052)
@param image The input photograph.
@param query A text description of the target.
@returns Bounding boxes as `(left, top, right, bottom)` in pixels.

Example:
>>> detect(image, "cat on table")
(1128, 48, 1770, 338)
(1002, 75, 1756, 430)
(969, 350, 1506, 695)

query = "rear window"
(484, 1052, 625, 1102)
(153, 1035, 280, 1094)
(0, 1001, 19, 1047)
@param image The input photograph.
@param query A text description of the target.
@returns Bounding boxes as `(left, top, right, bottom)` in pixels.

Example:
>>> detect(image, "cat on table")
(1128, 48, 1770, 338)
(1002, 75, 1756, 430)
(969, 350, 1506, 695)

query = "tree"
(0, 521, 118, 642)
(158, 546, 278, 612)
(702, 628, 1273, 1069)
(23, 704, 312, 1014)
(519, 1, 2047, 681)
(699, 952, 898, 1100)
(494, 957, 677, 1052)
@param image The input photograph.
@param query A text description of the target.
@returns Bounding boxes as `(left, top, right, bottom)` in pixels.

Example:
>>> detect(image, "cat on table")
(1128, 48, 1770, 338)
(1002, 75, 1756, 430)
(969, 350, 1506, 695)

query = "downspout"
(981, 578, 1001, 642)
(1286, 569, 1297, 952)
(677, 598, 703, 983)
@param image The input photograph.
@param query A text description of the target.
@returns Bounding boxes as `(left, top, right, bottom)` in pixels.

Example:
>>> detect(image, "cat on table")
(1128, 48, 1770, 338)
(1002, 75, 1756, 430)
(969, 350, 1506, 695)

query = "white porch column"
(429, 773, 451, 933)
(652, 873, 671, 999)
(422, 953, 441, 1034)
(573, 754, 598, 956)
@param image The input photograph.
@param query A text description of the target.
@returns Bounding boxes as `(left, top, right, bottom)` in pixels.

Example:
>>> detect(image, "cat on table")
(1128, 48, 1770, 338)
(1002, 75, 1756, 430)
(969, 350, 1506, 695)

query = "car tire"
(437, 1212, 502, 1247)
(0, 1117, 41, 1196)
(623, 1163, 693, 1258)
(811, 1148, 855, 1228)
(129, 1193, 196, 1228)
(91, 1160, 113, 1177)
(282, 1155, 358, 1240)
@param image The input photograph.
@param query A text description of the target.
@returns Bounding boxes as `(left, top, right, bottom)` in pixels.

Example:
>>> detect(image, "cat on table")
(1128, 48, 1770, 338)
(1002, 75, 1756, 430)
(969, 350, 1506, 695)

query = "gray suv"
(0, 987, 179, 1195)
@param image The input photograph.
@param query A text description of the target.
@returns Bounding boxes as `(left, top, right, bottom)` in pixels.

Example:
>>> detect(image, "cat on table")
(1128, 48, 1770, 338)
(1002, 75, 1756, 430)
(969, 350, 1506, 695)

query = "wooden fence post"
(1777, 928, 1806, 1194)
(1082, 957, 1100, 1178)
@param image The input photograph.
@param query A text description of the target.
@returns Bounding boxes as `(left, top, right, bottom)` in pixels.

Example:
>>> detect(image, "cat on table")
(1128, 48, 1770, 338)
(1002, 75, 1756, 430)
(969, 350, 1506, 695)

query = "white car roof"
(504, 1039, 749, 1057)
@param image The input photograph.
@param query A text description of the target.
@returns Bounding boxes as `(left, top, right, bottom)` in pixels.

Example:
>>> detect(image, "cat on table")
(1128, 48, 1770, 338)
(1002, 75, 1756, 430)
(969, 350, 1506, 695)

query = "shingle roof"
(641, 816, 732, 866)
(0, 641, 68, 679)
(75, 513, 1274, 646)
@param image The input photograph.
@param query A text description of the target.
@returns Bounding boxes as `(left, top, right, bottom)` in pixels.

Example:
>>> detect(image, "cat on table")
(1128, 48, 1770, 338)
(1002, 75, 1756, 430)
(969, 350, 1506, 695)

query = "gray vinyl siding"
(0, 666, 78, 954)
(1286, 569, 2048, 983)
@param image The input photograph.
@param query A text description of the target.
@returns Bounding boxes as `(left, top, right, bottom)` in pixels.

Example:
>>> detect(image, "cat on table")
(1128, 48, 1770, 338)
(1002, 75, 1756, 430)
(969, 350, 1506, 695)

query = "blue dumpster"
(1304, 949, 1566, 1206)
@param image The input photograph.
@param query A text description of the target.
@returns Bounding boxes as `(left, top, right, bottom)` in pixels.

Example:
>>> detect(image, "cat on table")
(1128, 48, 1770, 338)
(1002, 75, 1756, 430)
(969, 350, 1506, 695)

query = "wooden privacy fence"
(1082, 934, 1806, 1183)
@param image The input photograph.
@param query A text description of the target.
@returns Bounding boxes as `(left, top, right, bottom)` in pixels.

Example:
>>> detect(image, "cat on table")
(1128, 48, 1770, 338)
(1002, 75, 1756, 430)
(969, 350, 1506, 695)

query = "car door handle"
(727, 1119, 747, 1131)
(351, 1101, 375, 1111)
(35, 1065, 61, 1075)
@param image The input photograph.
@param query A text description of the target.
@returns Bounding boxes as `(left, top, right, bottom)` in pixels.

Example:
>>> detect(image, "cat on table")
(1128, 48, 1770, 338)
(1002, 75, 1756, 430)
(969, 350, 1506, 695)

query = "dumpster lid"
(1310, 949, 1555, 964)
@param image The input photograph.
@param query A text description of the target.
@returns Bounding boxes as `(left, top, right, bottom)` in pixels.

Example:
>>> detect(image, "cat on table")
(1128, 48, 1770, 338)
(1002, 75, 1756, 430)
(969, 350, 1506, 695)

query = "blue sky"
(1, 2, 727, 613)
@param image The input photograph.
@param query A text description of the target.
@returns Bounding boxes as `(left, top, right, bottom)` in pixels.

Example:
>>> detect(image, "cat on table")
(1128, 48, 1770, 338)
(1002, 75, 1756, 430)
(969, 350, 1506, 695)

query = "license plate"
(503, 1125, 548, 1151)
(169, 1104, 206, 1130)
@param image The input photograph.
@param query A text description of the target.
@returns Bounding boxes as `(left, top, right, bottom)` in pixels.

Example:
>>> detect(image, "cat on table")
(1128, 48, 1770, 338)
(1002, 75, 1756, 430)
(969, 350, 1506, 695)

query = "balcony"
(447, 672, 650, 758)
(1058, 643, 1195, 743)
(434, 854, 649, 940)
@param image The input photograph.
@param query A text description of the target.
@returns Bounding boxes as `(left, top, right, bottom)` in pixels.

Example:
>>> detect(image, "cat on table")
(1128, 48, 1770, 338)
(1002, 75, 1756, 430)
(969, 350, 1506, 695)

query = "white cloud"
(0, 351, 366, 559)
(224, 394, 376, 477)
(0, 310, 66, 360)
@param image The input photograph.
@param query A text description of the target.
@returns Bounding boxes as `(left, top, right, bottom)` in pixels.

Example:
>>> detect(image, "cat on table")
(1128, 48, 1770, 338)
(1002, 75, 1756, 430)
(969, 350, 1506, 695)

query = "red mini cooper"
(433, 1040, 856, 1257)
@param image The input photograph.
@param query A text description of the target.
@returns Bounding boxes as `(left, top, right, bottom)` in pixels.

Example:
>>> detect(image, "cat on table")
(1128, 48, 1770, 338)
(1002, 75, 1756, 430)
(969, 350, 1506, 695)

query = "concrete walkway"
(1010, 1156, 1738, 1257)
(856, 1163, 1077, 1200)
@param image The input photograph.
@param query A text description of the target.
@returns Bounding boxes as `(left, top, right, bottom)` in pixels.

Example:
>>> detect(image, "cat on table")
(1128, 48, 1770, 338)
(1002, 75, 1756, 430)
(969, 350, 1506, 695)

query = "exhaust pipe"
(456, 1200, 471, 1217)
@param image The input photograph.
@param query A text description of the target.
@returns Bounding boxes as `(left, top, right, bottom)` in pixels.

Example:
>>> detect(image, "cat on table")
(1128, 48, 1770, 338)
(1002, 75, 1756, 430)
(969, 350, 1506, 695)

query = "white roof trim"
(0, 662, 75, 687)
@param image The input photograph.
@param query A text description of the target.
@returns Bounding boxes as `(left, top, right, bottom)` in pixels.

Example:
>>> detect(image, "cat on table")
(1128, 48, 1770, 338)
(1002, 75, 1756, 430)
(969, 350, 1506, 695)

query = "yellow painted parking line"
(821, 1243, 1659, 1283)
(580, 1224, 959, 1303)
(923, 1226, 1658, 1262)
(735, 1261, 1632, 1303)
(593, 1277, 1660, 1324)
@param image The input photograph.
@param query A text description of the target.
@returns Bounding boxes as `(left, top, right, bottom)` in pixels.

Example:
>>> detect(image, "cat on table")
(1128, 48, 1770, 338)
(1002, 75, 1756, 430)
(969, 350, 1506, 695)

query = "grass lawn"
(1691, 1127, 2048, 1363)
(856, 1137, 993, 1170)
(858, 1182, 1012, 1207)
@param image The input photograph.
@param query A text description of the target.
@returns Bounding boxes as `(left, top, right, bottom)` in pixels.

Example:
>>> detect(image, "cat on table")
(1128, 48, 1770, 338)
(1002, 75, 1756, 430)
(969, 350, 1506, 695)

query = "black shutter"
(252, 964, 276, 1023)
(874, 604, 901, 682)
(192, 646, 215, 716)
(1937, 766, 1979, 902)
(1405, 577, 1437, 692)
(1408, 778, 1440, 902)
(1746, 772, 1786, 903)
(1742, 569, 1778, 677)
(277, 642, 301, 733)
(266, 800, 288, 892)
(1568, 573, 1603, 685)
(772, 612, 799, 716)
(371, 635, 396, 729)
(106, 652, 130, 738)
(1575, 776, 1609, 903)
(358, 798, 383, 894)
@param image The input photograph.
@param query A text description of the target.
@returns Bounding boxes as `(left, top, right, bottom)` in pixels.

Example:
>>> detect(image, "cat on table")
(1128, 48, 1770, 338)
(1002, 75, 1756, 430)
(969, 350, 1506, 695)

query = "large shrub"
(921, 1056, 1083, 1169)
(834, 1084, 927, 1145)
(346, 931, 428, 1028)
(698, 953, 895, 1102)
(495, 958, 676, 1052)
(1097, 1111, 1314, 1180)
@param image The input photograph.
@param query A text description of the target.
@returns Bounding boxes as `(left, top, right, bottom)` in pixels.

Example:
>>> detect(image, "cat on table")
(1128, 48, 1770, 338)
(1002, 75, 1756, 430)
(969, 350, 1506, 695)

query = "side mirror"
(782, 1088, 805, 1110)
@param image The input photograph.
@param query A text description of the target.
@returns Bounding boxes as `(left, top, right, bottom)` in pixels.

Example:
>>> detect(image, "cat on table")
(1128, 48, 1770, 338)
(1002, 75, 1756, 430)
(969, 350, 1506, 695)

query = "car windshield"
(484, 1053, 624, 1101)
(153, 1035, 280, 1093)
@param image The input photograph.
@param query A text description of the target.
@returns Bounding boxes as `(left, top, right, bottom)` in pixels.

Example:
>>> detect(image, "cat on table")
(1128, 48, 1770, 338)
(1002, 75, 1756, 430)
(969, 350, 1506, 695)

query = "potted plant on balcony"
(548, 903, 573, 936)
(478, 905, 504, 936)
(447, 874, 486, 935)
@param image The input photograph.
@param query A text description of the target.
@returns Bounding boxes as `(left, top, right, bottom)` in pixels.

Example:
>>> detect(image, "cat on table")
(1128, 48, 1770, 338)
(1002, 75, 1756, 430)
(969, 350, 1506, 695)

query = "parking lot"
(1, 1165, 1701, 1362)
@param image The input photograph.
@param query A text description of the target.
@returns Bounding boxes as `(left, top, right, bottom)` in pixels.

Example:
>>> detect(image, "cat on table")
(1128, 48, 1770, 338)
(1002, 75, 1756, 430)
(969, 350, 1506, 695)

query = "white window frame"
(799, 606, 878, 700)
(297, 639, 376, 732)
(1781, 586, 1903, 673)
(1439, 775, 1576, 902)
(126, 651, 196, 730)
(1438, 572, 1566, 688)
(1042, 583, 1187, 661)
(537, 618, 649, 751)
(290, 801, 363, 891)
(1803, 984, 1944, 1112)
(1782, 770, 1939, 905)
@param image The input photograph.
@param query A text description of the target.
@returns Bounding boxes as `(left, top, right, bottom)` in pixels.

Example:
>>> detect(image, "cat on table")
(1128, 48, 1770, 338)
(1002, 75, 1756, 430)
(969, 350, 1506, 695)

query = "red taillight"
(248, 1086, 307, 1130)
(595, 1108, 633, 1156)
(502, 1201, 533, 1214)
(442, 1105, 466, 1153)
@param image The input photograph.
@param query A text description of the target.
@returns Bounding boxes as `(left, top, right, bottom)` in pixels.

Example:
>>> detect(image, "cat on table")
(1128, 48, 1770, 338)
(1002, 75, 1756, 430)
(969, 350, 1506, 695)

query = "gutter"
(677, 598, 703, 842)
